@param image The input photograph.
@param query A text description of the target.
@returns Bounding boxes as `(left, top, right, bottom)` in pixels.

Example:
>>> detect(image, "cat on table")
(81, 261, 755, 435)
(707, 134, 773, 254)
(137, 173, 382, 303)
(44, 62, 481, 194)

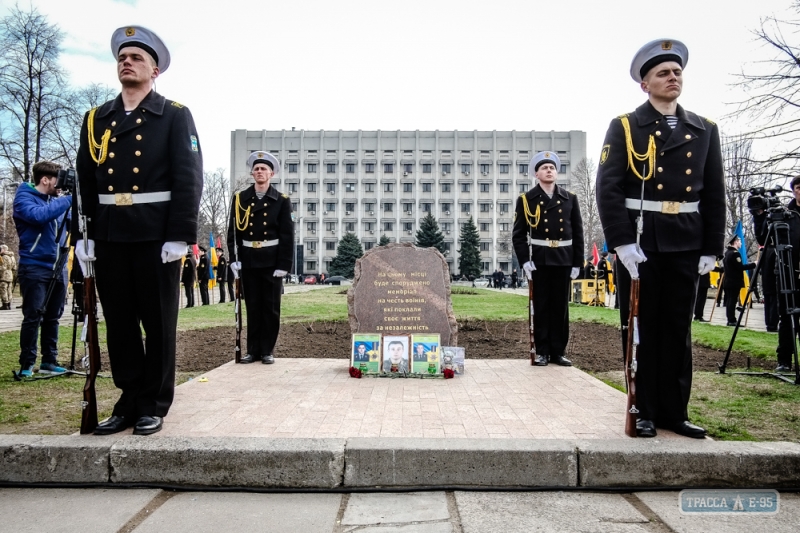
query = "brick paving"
(159, 358, 686, 439)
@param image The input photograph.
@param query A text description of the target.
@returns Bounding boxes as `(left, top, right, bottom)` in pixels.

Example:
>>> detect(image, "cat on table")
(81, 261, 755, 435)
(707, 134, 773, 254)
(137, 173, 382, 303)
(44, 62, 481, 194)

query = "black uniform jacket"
(181, 256, 196, 284)
(216, 255, 228, 283)
(722, 247, 755, 290)
(75, 91, 203, 244)
(596, 101, 725, 256)
(197, 255, 209, 282)
(227, 184, 294, 271)
(512, 184, 584, 268)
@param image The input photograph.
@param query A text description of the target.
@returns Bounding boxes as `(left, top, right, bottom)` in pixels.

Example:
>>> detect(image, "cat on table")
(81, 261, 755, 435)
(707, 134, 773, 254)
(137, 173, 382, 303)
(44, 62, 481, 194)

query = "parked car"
(323, 275, 349, 285)
(303, 276, 317, 284)
(288, 274, 299, 284)
(473, 277, 491, 288)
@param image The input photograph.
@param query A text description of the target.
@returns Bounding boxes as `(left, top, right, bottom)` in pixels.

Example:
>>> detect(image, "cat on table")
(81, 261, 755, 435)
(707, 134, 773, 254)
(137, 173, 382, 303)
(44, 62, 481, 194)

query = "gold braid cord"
(519, 194, 541, 229)
(87, 107, 111, 165)
(234, 193, 251, 231)
(620, 116, 656, 181)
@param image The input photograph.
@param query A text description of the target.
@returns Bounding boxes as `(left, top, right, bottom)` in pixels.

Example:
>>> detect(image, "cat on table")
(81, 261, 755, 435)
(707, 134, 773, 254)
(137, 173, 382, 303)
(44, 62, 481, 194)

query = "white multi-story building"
(230, 129, 586, 276)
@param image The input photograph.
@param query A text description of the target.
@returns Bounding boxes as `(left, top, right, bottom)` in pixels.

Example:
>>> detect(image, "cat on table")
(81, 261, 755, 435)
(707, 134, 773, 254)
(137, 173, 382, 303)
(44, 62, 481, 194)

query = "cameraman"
(12, 161, 73, 377)
(752, 176, 800, 372)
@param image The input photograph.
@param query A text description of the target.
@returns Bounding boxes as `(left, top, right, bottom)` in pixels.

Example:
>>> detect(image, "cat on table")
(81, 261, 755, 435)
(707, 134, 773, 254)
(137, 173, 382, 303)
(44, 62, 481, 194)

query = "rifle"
(75, 172, 101, 434)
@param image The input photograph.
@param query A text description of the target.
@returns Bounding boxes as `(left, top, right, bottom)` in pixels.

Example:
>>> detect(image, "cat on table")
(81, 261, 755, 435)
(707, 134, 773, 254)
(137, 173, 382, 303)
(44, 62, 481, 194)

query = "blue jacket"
(13, 183, 72, 269)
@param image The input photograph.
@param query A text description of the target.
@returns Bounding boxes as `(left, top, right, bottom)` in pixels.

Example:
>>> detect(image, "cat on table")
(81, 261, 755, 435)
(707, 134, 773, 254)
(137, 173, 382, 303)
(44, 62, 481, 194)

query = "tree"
(730, 1, 800, 176)
(199, 168, 230, 248)
(47, 83, 117, 167)
(458, 216, 481, 279)
(378, 234, 391, 246)
(415, 212, 447, 255)
(722, 135, 769, 259)
(572, 157, 602, 258)
(328, 232, 363, 278)
(0, 6, 68, 180)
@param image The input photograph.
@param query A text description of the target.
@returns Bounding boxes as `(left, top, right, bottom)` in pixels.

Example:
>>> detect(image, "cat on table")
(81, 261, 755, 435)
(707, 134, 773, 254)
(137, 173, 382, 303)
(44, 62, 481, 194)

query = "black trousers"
(218, 279, 227, 303)
(227, 278, 235, 302)
(724, 287, 741, 324)
(529, 266, 571, 357)
(241, 268, 283, 356)
(764, 293, 779, 331)
(199, 280, 209, 305)
(693, 286, 709, 319)
(183, 282, 194, 307)
(95, 241, 180, 418)
(616, 250, 700, 425)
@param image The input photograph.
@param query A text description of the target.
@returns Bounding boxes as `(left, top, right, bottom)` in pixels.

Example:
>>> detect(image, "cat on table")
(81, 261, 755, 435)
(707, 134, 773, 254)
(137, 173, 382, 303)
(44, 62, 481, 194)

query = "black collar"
(97, 91, 166, 118)
(634, 100, 705, 130)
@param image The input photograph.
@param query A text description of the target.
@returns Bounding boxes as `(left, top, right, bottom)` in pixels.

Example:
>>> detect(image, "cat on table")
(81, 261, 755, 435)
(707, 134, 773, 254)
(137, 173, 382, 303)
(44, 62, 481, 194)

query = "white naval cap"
(529, 151, 561, 173)
(247, 151, 281, 174)
(630, 38, 688, 83)
(111, 26, 171, 73)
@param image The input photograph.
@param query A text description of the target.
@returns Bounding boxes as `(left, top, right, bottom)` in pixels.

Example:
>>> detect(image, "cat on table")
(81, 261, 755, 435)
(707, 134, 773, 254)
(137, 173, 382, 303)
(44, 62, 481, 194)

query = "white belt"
(529, 238, 572, 248)
(625, 198, 699, 214)
(242, 239, 279, 249)
(98, 191, 172, 206)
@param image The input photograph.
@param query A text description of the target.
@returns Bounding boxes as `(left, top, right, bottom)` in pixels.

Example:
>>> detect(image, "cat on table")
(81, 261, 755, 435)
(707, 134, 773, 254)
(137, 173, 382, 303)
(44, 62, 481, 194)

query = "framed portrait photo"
(381, 335, 410, 374)
(411, 334, 441, 374)
(351, 334, 381, 374)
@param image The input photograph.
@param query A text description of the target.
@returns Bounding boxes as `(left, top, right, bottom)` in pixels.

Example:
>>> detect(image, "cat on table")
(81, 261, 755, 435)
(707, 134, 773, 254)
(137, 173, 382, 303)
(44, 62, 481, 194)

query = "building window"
(345, 182, 356, 192)
(519, 164, 528, 174)
(384, 203, 393, 212)
(480, 183, 490, 193)
(345, 202, 355, 212)
(308, 163, 317, 173)
(364, 222, 374, 231)
(327, 183, 336, 193)
(442, 164, 451, 174)
(422, 183, 432, 192)
(307, 202, 317, 213)
(307, 242, 318, 254)
(346, 163, 355, 173)
(326, 241, 336, 251)
(365, 163, 375, 173)
(306, 222, 316, 231)
(403, 203, 413, 213)
(325, 202, 336, 212)
(403, 222, 413, 232)
(288, 183, 297, 193)
(460, 203, 471, 213)
(403, 183, 413, 192)
(404, 164, 413, 173)
(365, 183, 375, 192)
(499, 223, 510, 231)
(327, 164, 336, 173)
(364, 241, 374, 250)
(384, 222, 394, 231)
(500, 261, 509, 271)
(384, 183, 393, 192)
(481, 261, 490, 271)
(499, 164, 509, 174)
(443, 242, 451, 253)
(480, 223, 490, 231)
(560, 164, 567, 173)
(480, 242, 490, 251)
(441, 183, 451, 193)
(345, 222, 355, 232)
(441, 222, 451, 231)
(519, 184, 528, 193)
(423, 164, 431, 173)
(306, 261, 316, 272)
(291, 202, 299, 212)
(326, 222, 336, 231)
(307, 183, 317, 193)
(499, 202, 510, 212)
(384, 163, 394, 173)
(499, 183, 509, 192)
(461, 183, 471, 193)
(421, 203, 432, 212)
(480, 203, 491, 212)
(480, 164, 490, 174)
(442, 202, 451, 213)
(461, 164, 471, 175)
(288, 163, 298, 173)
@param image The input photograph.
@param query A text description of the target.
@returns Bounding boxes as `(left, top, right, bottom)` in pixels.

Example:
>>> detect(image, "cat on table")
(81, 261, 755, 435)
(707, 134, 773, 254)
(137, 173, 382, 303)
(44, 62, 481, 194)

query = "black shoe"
(776, 364, 792, 372)
(636, 419, 657, 438)
(669, 421, 707, 439)
(133, 415, 163, 436)
(695, 317, 708, 322)
(262, 354, 275, 364)
(239, 353, 257, 364)
(726, 322, 737, 327)
(551, 355, 573, 367)
(533, 354, 548, 366)
(94, 415, 132, 435)
(767, 328, 778, 332)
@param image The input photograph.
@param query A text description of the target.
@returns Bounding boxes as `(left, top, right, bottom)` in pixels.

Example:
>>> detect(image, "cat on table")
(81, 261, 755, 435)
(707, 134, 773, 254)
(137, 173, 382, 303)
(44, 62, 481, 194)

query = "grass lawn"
(1, 287, 796, 439)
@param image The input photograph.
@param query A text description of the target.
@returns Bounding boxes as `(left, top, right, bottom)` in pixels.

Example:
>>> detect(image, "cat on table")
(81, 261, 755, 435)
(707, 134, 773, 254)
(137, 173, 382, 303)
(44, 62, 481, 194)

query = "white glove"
(273, 269, 288, 277)
(698, 255, 716, 276)
(570, 267, 580, 280)
(616, 243, 647, 279)
(230, 261, 242, 279)
(523, 260, 536, 280)
(161, 241, 188, 263)
(74, 239, 96, 277)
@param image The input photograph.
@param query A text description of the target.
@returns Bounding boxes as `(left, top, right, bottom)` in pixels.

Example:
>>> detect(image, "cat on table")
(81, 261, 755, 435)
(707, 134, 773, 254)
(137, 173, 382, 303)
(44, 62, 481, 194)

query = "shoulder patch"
(705, 117, 716, 126)
(617, 113, 629, 119)
(171, 101, 184, 109)
(281, 193, 289, 199)
(600, 144, 611, 165)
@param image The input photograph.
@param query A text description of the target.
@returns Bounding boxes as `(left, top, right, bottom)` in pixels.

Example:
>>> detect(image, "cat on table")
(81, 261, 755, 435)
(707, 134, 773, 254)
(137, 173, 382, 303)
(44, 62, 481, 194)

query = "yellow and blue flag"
(734, 220, 750, 304)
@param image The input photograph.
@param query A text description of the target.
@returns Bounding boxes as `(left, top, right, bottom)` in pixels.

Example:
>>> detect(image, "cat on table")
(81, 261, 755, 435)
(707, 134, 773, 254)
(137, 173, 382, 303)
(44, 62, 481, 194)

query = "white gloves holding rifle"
(74, 239, 96, 277)
(570, 267, 580, 280)
(522, 260, 536, 280)
(273, 269, 287, 277)
(616, 243, 647, 279)
(698, 255, 716, 276)
(160, 242, 187, 263)
(230, 262, 242, 279)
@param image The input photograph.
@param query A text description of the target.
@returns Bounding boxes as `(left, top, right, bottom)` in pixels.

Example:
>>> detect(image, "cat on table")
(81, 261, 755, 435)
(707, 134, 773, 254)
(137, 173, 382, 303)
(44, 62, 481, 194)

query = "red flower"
(349, 366, 362, 378)
(443, 368, 455, 379)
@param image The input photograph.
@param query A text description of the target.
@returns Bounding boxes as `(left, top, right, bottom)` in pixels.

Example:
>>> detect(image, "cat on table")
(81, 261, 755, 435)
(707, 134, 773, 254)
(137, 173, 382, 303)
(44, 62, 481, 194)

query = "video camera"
(55, 168, 76, 192)
(747, 185, 783, 212)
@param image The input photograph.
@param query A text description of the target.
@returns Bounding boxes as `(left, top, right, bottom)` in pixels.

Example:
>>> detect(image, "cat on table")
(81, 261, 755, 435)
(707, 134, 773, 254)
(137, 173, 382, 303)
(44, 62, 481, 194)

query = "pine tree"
(378, 234, 391, 246)
(328, 232, 363, 278)
(415, 213, 447, 256)
(458, 216, 482, 279)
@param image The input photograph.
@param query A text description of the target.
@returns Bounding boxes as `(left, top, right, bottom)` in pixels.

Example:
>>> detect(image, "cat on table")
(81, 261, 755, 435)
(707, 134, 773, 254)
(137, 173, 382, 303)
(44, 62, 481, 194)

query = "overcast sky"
(1, 0, 794, 175)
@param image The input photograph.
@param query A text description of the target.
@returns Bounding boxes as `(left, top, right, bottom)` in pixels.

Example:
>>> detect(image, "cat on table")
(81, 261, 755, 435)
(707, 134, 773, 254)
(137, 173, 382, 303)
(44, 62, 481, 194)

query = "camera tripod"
(718, 214, 800, 385)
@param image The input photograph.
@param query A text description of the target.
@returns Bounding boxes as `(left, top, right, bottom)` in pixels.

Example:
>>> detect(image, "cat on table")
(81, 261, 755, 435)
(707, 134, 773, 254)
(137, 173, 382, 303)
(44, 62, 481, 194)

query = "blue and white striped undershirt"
(664, 115, 678, 129)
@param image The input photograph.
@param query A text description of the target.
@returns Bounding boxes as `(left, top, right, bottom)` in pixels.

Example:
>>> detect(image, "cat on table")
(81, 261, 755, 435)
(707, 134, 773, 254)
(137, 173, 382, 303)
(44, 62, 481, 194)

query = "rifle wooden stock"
(528, 278, 535, 365)
(80, 276, 100, 434)
(624, 278, 640, 438)
(234, 277, 243, 363)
